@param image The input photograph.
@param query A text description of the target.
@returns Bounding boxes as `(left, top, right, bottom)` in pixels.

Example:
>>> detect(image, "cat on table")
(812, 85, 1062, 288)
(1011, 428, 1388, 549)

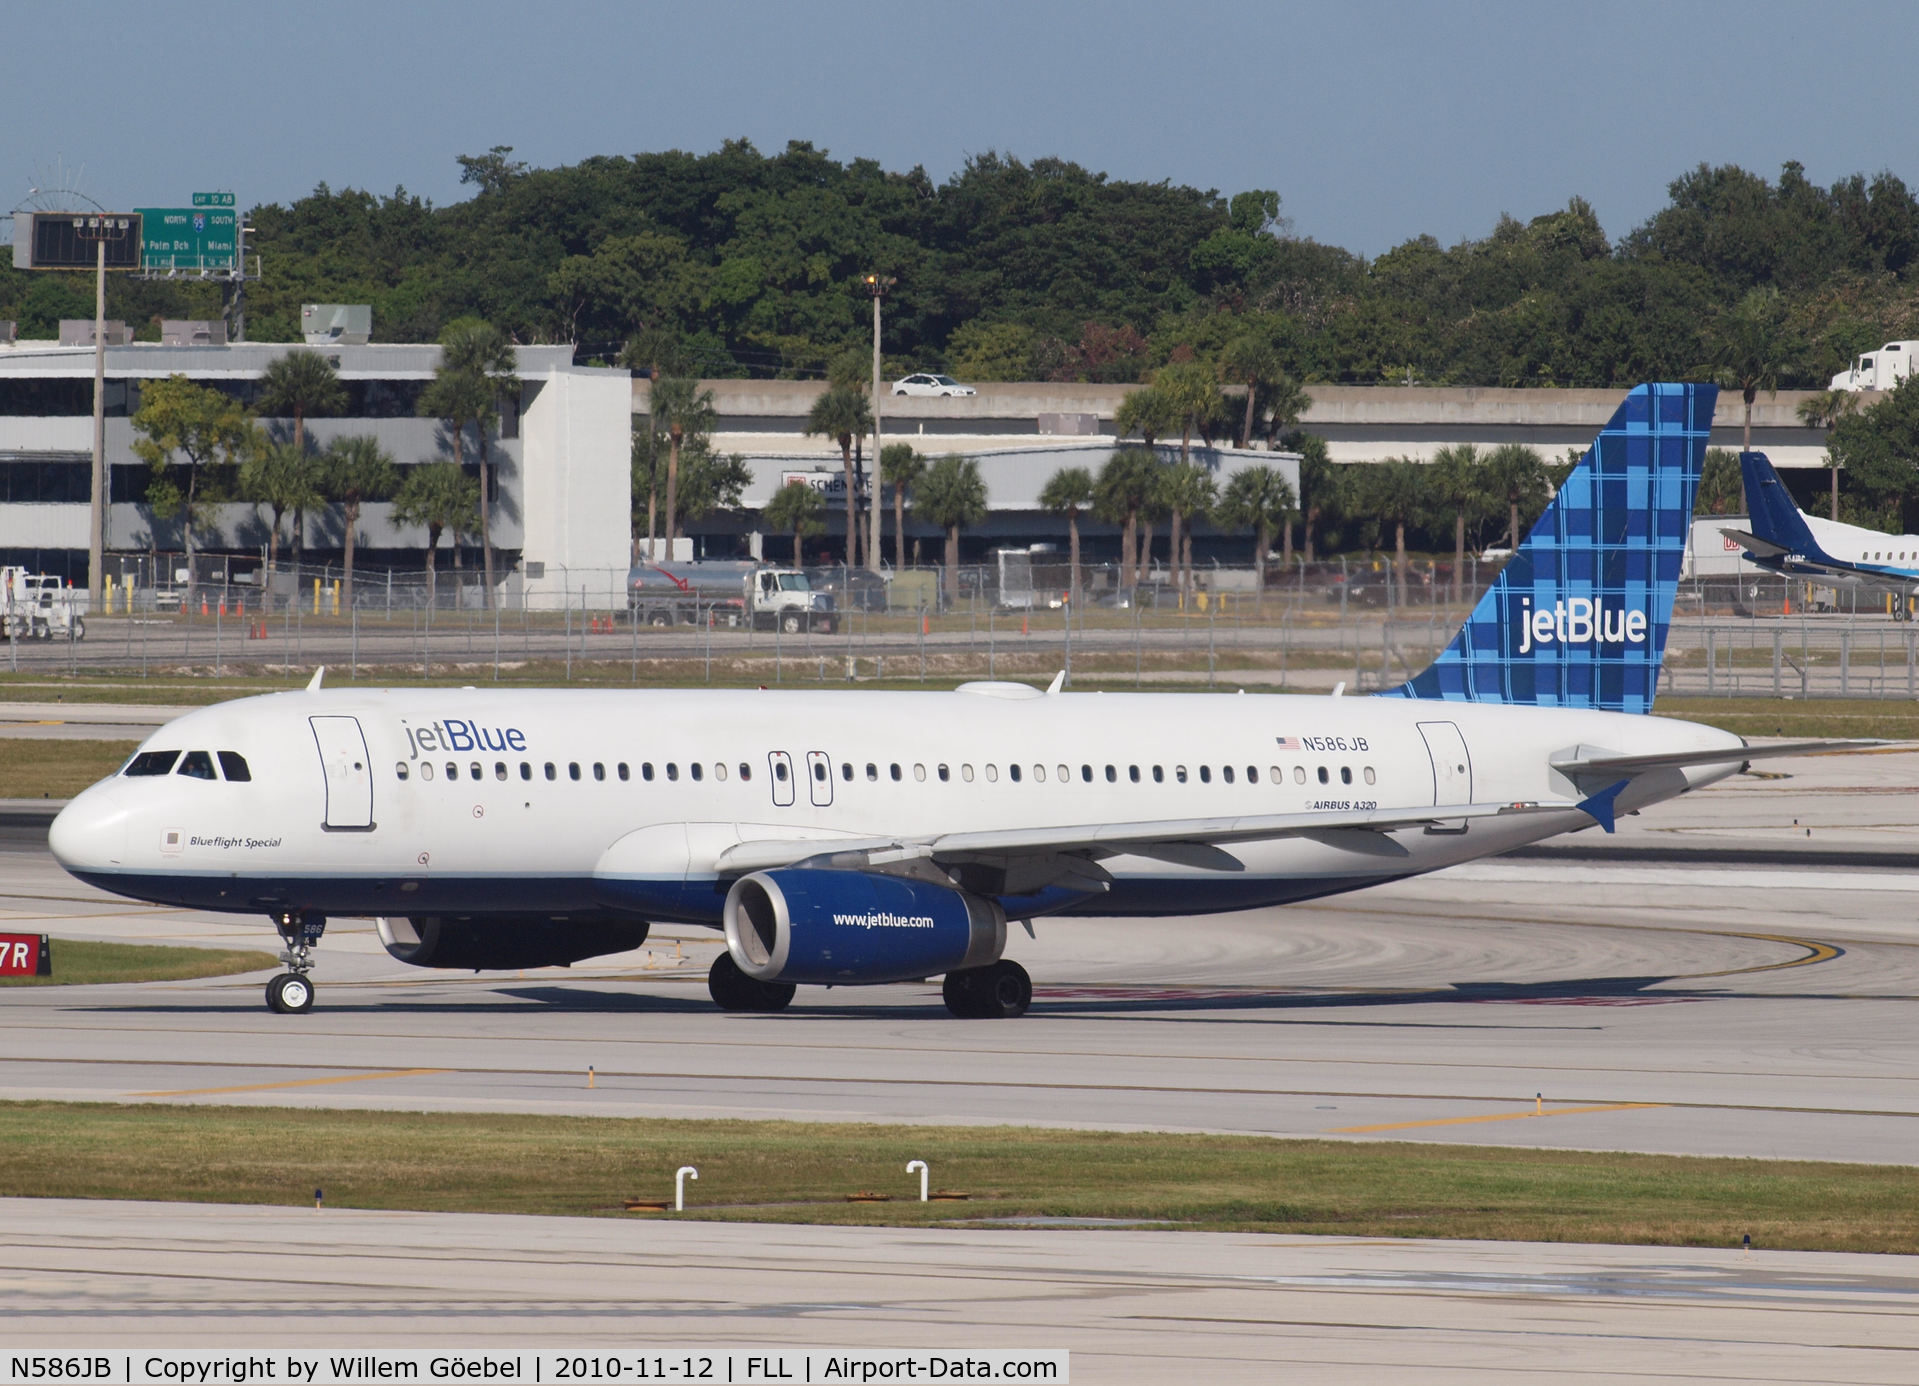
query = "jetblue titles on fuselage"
(403, 717, 528, 758)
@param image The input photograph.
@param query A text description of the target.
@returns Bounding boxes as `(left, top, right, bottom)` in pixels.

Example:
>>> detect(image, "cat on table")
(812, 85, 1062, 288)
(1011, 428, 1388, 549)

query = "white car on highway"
(892, 372, 976, 397)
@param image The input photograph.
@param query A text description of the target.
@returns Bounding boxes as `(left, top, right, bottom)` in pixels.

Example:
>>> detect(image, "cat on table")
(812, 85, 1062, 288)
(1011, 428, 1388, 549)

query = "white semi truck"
(626, 561, 837, 633)
(1831, 341, 1919, 392)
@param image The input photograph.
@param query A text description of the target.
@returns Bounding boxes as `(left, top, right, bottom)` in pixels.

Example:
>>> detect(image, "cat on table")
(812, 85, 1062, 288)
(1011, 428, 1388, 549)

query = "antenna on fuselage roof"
(1046, 670, 1065, 695)
(306, 667, 325, 692)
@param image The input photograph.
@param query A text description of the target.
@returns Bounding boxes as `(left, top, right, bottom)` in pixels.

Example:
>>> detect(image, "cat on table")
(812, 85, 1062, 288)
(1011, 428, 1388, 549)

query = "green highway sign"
(192, 191, 235, 207)
(136, 205, 237, 272)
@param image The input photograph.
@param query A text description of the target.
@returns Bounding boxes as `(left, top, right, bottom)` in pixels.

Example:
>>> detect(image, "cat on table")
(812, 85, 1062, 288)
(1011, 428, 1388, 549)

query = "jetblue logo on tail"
(1390, 382, 1717, 715)
(1516, 597, 1648, 655)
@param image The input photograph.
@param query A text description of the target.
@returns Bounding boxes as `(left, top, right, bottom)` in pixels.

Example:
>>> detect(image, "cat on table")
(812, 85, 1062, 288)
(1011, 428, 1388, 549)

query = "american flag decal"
(1274, 736, 1302, 750)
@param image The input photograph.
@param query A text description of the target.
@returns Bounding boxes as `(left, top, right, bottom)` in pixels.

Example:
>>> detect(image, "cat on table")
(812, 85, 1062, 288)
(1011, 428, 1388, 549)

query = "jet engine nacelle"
(723, 869, 1005, 986)
(376, 914, 650, 970)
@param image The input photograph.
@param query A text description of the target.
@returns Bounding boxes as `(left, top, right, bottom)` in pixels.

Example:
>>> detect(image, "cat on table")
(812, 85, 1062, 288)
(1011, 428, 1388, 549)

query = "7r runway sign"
(0, 933, 51, 977)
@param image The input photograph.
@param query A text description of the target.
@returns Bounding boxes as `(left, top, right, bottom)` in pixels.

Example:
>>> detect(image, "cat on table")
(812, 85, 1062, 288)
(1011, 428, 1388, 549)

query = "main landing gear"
(942, 960, 1032, 1019)
(708, 952, 796, 1012)
(266, 911, 325, 1014)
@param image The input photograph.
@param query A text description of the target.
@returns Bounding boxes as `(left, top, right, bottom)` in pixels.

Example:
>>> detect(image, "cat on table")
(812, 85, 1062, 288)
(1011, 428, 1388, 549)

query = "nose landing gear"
(266, 911, 325, 1014)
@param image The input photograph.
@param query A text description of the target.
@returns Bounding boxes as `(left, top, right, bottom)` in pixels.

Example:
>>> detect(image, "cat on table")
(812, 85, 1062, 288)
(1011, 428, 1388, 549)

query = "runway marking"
(134, 1067, 449, 1097)
(1689, 933, 1841, 980)
(1329, 1102, 1665, 1134)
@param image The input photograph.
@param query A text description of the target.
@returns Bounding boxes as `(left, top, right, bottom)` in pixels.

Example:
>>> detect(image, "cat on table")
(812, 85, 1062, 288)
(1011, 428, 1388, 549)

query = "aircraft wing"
(713, 800, 1568, 876)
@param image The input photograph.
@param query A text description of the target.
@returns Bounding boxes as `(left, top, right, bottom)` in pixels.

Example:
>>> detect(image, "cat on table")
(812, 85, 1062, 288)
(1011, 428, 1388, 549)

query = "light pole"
(864, 273, 894, 574)
(72, 215, 136, 610)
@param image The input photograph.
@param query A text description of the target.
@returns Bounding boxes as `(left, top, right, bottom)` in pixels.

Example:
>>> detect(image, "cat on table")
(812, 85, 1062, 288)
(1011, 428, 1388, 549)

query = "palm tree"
(1152, 360, 1223, 468)
(1288, 433, 1336, 563)
(418, 347, 491, 589)
(648, 375, 718, 556)
(763, 478, 827, 565)
(1362, 459, 1428, 607)
(1219, 335, 1307, 449)
(1094, 448, 1161, 587)
(436, 319, 517, 605)
(1115, 384, 1179, 447)
(1484, 442, 1548, 552)
(1039, 465, 1095, 605)
(1216, 464, 1296, 600)
(915, 454, 987, 601)
(237, 438, 323, 576)
(323, 436, 399, 609)
(1427, 442, 1485, 603)
(804, 386, 872, 568)
(1797, 387, 1861, 520)
(1158, 463, 1216, 596)
(880, 443, 926, 571)
(257, 350, 346, 563)
(1705, 286, 1794, 451)
(393, 462, 479, 603)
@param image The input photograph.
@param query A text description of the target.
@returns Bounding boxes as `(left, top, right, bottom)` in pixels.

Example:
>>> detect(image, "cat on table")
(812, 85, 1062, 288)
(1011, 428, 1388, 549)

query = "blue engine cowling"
(723, 869, 1005, 986)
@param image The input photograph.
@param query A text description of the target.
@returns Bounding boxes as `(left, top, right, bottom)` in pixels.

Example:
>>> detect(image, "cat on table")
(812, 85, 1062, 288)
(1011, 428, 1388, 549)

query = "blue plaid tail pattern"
(1389, 382, 1718, 715)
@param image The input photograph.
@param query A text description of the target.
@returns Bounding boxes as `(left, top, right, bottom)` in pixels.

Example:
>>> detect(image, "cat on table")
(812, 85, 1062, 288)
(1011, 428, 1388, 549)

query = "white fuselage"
(48, 684, 1744, 926)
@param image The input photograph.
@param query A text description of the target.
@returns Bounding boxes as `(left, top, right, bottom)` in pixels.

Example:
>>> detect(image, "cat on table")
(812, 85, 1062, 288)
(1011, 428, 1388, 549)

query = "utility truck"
(1831, 342, 1919, 392)
(1, 568, 84, 640)
(626, 561, 837, 633)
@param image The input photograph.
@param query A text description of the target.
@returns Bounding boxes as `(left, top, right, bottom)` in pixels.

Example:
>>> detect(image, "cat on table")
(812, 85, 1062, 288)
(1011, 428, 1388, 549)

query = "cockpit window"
(217, 751, 252, 782)
(124, 750, 180, 777)
(176, 751, 217, 780)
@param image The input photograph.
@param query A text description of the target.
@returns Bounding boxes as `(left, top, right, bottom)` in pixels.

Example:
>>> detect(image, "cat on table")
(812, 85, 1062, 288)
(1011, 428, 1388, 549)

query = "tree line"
(5, 147, 1918, 394)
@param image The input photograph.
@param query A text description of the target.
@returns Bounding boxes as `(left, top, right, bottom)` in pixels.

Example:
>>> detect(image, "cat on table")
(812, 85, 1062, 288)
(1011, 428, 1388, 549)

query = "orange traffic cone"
(921, 613, 930, 635)
(1021, 615, 1028, 635)
(200, 597, 209, 616)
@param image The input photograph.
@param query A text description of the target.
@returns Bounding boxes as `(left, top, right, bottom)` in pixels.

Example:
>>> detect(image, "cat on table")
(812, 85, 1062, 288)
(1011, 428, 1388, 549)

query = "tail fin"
(1391, 382, 1717, 714)
(1739, 450, 1819, 555)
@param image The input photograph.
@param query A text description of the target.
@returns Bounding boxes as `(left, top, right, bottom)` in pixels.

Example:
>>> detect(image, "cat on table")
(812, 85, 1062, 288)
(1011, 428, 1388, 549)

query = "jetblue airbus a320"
(49, 384, 1834, 1019)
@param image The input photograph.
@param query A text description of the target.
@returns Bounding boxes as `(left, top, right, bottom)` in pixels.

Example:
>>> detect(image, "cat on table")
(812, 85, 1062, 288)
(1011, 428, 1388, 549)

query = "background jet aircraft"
(1727, 450, 1919, 617)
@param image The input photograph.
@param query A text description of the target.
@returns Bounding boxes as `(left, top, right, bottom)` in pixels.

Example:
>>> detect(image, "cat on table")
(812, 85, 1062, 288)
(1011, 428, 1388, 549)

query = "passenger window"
(643, 763, 655, 781)
(841, 763, 853, 781)
(176, 751, 217, 780)
(773, 761, 787, 782)
(939, 764, 950, 782)
(715, 763, 728, 781)
(866, 763, 878, 781)
(739, 762, 752, 781)
(421, 763, 435, 781)
(1153, 765, 1164, 783)
(962, 764, 975, 782)
(1363, 766, 1377, 785)
(1294, 766, 1307, 785)
(1269, 766, 1281, 784)
(1175, 766, 1188, 784)
(986, 764, 999, 782)
(124, 750, 181, 777)
(566, 763, 579, 781)
(1080, 765, 1093, 783)
(890, 763, 902, 781)
(618, 763, 630, 781)
(1128, 765, 1139, 783)
(1317, 767, 1329, 784)
(666, 763, 679, 781)
(812, 761, 826, 782)
(396, 762, 409, 781)
(594, 763, 606, 782)
(1056, 764, 1068, 782)
(690, 763, 702, 782)
(521, 762, 532, 780)
(1200, 766, 1212, 784)
(914, 763, 927, 782)
(1222, 766, 1234, 784)
(1034, 764, 1047, 783)
(217, 751, 252, 782)
(470, 762, 482, 781)
(1105, 765, 1116, 782)
(1008, 764, 1020, 783)
(1340, 766, 1352, 785)
(446, 763, 459, 781)
(545, 763, 557, 781)
(494, 762, 507, 781)
(1247, 765, 1258, 784)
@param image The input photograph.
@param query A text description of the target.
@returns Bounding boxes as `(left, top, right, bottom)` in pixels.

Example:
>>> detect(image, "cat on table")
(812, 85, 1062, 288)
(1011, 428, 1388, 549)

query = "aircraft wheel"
(265, 972, 315, 1014)
(944, 960, 1031, 1018)
(708, 952, 794, 1012)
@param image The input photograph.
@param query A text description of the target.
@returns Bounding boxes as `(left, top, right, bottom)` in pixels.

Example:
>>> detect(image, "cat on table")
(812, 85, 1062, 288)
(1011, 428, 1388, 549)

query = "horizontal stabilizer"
(1551, 739, 1890, 778)
(1720, 527, 1792, 559)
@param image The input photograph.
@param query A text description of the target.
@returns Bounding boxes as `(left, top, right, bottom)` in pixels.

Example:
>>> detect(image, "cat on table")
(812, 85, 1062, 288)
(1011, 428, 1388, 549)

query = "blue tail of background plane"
(1740, 450, 1821, 555)
(1389, 382, 1717, 715)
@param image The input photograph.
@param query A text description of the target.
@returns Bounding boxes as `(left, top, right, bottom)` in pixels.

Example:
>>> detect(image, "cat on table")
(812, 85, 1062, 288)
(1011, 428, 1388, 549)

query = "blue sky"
(5, 1, 1912, 257)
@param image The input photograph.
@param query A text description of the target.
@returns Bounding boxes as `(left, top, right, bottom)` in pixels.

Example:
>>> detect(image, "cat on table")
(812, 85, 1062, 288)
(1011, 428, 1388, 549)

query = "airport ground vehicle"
(1, 567, 84, 640)
(627, 561, 837, 633)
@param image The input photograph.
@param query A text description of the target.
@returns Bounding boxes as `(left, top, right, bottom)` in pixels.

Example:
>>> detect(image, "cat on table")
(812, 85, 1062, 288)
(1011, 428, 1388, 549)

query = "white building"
(0, 339, 631, 604)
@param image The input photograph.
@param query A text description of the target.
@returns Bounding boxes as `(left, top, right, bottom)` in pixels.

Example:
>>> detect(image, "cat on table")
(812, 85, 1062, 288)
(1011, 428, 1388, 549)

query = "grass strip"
(1, 1101, 1914, 1252)
(0, 940, 278, 987)
(0, 738, 138, 799)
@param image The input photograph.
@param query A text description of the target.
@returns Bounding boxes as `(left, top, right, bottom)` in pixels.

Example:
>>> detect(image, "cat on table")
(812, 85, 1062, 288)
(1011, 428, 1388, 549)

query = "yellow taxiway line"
(1330, 1101, 1665, 1134)
(136, 1067, 448, 1098)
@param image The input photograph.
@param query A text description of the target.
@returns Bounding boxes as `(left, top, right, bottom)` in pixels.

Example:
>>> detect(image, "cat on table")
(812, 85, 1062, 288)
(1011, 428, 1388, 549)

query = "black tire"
(708, 952, 795, 1012)
(69, 617, 84, 641)
(266, 972, 315, 1014)
(944, 960, 1030, 1018)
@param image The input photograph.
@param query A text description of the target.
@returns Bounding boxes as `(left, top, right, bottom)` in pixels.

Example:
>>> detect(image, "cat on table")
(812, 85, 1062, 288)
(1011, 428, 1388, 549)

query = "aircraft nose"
(48, 783, 130, 872)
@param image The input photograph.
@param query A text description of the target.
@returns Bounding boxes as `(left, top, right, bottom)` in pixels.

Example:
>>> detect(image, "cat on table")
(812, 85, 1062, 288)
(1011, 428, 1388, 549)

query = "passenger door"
(806, 750, 834, 807)
(1417, 721, 1473, 806)
(310, 715, 374, 829)
(768, 750, 796, 807)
